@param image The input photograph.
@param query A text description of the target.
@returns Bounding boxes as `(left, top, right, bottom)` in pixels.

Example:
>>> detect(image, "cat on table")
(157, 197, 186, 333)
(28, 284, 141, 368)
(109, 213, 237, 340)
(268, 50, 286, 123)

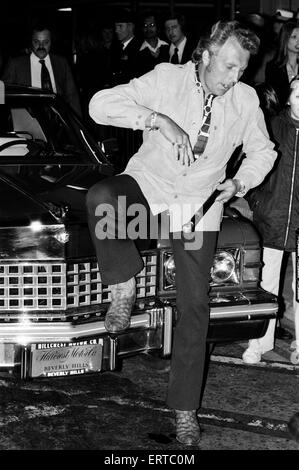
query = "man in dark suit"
(2, 23, 81, 116)
(110, 9, 141, 86)
(164, 13, 196, 64)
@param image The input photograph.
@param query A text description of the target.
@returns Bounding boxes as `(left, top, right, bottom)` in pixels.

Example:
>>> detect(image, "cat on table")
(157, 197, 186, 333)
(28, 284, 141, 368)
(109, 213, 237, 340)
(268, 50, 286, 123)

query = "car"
(0, 85, 278, 379)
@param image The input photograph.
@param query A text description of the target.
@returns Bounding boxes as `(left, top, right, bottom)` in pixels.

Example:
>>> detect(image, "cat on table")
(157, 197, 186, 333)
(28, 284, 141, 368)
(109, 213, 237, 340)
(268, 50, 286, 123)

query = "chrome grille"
(67, 253, 157, 308)
(0, 252, 157, 313)
(0, 263, 66, 310)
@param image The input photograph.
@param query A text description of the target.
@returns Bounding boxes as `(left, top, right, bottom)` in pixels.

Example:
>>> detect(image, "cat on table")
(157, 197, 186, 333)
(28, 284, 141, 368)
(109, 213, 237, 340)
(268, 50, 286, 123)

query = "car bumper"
(0, 291, 277, 379)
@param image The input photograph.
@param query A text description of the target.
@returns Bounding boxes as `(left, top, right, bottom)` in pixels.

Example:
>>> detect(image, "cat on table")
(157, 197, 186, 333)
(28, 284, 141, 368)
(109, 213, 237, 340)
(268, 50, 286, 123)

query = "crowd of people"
(74, 9, 199, 117)
(1, 6, 299, 446)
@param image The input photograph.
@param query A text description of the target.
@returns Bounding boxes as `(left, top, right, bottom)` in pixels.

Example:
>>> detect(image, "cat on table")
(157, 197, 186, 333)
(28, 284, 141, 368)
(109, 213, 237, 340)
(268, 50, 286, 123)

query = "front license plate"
(30, 338, 103, 378)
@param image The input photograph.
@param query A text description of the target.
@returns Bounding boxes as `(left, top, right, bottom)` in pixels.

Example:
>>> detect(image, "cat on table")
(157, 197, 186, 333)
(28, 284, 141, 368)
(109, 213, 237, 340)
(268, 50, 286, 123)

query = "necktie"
(171, 47, 179, 64)
(39, 59, 53, 92)
(193, 92, 215, 159)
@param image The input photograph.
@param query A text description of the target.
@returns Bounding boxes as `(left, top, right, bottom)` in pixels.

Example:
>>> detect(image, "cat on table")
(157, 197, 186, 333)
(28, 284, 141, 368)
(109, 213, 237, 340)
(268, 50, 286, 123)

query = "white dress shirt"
(122, 36, 135, 50)
(30, 52, 57, 92)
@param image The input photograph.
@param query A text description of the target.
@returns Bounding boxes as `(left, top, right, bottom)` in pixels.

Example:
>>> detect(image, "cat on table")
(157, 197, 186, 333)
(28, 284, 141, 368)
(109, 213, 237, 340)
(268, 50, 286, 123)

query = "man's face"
(142, 16, 158, 40)
(115, 22, 133, 43)
(289, 80, 299, 119)
(31, 30, 51, 59)
(202, 37, 250, 96)
(102, 27, 113, 44)
(165, 19, 184, 46)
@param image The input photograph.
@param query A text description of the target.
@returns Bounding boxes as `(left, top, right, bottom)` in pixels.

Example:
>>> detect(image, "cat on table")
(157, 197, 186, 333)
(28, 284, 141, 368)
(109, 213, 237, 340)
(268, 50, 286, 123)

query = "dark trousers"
(166, 231, 217, 410)
(86, 175, 217, 410)
(86, 175, 151, 284)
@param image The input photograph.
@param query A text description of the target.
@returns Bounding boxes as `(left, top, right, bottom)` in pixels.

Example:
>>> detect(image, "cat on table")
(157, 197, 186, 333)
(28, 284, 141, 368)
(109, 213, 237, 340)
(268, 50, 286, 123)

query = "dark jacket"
(137, 44, 169, 77)
(2, 53, 81, 116)
(265, 61, 289, 109)
(247, 108, 299, 251)
(167, 37, 196, 64)
(110, 36, 141, 86)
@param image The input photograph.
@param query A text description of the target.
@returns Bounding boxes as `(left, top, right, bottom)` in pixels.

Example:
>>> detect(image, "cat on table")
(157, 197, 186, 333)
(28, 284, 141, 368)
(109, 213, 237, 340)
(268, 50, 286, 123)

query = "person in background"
(164, 12, 196, 64)
(75, 28, 101, 116)
(254, 83, 280, 125)
(2, 22, 81, 116)
(110, 9, 141, 85)
(243, 77, 299, 364)
(86, 21, 276, 446)
(247, 83, 291, 341)
(137, 10, 169, 76)
(265, 20, 299, 109)
(76, 22, 116, 116)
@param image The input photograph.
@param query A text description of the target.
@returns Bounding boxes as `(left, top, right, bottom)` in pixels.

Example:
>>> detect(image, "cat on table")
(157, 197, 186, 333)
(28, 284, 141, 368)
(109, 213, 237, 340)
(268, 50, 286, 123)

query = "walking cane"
(182, 189, 222, 233)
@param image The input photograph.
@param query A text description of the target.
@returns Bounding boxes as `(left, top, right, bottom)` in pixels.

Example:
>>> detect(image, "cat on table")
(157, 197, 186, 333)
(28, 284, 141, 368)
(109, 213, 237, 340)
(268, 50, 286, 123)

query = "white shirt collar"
(122, 36, 134, 50)
(30, 52, 56, 93)
(30, 52, 51, 65)
(139, 38, 168, 53)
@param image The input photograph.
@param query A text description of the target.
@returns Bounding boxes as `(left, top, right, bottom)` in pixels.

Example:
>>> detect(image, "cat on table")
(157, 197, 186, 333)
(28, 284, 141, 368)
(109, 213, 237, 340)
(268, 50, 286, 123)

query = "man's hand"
(215, 179, 242, 203)
(146, 112, 195, 166)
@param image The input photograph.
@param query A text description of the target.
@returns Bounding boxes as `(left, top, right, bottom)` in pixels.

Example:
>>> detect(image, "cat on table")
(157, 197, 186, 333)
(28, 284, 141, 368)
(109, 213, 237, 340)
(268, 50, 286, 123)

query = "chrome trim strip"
(210, 302, 277, 320)
(162, 305, 172, 356)
(0, 313, 151, 342)
(109, 337, 117, 371)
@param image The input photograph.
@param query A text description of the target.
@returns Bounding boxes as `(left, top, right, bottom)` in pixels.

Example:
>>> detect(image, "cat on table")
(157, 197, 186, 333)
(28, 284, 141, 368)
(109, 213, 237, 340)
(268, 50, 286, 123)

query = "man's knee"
(86, 179, 117, 214)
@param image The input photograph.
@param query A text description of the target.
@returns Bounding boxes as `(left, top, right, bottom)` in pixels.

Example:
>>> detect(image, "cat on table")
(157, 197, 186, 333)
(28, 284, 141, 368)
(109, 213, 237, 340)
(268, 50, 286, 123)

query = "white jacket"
(89, 61, 277, 231)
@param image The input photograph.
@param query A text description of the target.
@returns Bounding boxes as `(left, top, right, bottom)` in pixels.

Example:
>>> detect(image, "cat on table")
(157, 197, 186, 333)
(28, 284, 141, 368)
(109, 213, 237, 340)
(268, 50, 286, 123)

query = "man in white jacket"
(87, 21, 276, 446)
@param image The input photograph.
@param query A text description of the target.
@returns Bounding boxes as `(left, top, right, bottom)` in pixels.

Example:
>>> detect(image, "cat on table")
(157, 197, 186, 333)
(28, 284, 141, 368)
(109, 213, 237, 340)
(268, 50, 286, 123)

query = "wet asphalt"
(0, 323, 298, 454)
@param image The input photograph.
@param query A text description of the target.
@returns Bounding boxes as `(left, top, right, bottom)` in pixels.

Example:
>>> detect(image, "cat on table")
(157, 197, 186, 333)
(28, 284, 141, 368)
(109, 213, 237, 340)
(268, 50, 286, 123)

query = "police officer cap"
(115, 9, 135, 24)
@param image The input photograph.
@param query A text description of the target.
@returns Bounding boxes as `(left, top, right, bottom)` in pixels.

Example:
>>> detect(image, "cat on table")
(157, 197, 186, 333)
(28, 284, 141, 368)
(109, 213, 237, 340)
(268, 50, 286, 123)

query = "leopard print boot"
(105, 278, 136, 334)
(175, 409, 201, 446)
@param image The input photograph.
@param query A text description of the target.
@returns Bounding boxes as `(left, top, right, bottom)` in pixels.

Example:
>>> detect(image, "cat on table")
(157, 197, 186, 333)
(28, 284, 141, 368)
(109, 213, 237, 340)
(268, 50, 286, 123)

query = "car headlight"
(164, 254, 176, 287)
(211, 251, 237, 284)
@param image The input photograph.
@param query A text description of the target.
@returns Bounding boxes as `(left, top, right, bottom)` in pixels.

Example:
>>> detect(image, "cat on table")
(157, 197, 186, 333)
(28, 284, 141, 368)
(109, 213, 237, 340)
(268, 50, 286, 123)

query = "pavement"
(0, 321, 298, 453)
(0, 253, 298, 453)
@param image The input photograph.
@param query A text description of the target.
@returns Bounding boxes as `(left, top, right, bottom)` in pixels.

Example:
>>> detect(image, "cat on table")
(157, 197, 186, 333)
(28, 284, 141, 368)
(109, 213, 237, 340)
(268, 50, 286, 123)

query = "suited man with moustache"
(164, 13, 196, 65)
(2, 23, 81, 116)
(110, 9, 141, 86)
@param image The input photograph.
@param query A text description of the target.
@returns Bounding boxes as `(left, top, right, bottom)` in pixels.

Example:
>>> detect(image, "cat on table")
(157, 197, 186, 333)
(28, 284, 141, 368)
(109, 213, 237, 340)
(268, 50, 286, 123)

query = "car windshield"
(0, 95, 105, 165)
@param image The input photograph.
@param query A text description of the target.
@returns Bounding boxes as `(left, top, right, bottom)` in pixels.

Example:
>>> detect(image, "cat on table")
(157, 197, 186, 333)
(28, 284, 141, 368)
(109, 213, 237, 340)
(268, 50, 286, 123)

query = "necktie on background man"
(193, 92, 215, 159)
(171, 47, 179, 64)
(39, 59, 53, 92)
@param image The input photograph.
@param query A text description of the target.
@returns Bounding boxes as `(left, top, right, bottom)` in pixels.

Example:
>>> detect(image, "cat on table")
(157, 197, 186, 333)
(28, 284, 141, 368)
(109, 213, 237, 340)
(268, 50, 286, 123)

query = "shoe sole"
(104, 320, 131, 334)
(176, 436, 201, 446)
